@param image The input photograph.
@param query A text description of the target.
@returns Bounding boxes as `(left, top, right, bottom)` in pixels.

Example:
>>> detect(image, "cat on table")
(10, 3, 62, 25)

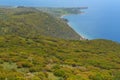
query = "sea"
(63, 0, 120, 42)
(0, 0, 120, 42)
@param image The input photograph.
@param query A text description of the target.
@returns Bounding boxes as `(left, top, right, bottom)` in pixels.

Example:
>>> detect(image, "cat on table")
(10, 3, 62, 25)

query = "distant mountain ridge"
(0, 7, 83, 40)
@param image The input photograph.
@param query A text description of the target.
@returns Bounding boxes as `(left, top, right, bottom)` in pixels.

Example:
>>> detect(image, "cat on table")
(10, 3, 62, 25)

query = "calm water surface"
(64, 0, 120, 42)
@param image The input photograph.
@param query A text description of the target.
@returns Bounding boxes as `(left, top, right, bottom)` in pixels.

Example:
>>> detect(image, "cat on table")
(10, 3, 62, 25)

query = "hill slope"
(0, 35, 120, 80)
(0, 7, 82, 40)
(0, 7, 120, 80)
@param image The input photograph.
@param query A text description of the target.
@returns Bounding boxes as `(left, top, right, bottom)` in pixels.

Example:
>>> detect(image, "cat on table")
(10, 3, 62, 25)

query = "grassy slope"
(0, 35, 120, 80)
(0, 7, 120, 80)
(0, 7, 82, 40)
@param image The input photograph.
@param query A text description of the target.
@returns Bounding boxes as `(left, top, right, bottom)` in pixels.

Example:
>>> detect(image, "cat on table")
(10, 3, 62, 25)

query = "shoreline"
(60, 14, 87, 40)
(67, 22, 87, 40)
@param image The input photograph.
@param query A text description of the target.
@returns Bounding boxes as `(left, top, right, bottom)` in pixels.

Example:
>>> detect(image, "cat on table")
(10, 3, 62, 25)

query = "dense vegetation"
(0, 35, 120, 80)
(0, 7, 120, 80)
(0, 7, 82, 40)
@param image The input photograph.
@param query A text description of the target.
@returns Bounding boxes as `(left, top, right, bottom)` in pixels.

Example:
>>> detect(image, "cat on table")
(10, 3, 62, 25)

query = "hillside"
(0, 7, 120, 80)
(0, 7, 82, 40)
(0, 35, 120, 80)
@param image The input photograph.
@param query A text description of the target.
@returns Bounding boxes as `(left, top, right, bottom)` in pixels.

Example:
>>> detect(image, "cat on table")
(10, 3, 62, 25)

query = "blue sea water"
(0, 0, 120, 42)
(63, 0, 120, 42)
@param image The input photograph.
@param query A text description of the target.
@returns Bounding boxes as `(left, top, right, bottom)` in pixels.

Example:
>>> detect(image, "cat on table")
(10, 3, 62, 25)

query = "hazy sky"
(1, 0, 119, 9)
(0, 0, 86, 7)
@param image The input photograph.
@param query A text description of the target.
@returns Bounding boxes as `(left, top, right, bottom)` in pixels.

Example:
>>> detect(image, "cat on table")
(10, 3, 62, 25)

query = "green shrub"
(89, 74, 104, 80)
(54, 69, 66, 77)
(113, 71, 120, 80)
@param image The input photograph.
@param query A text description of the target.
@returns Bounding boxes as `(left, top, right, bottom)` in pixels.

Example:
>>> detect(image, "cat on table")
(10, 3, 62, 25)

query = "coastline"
(67, 22, 86, 40)
(60, 14, 87, 40)
(60, 14, 71, 18)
